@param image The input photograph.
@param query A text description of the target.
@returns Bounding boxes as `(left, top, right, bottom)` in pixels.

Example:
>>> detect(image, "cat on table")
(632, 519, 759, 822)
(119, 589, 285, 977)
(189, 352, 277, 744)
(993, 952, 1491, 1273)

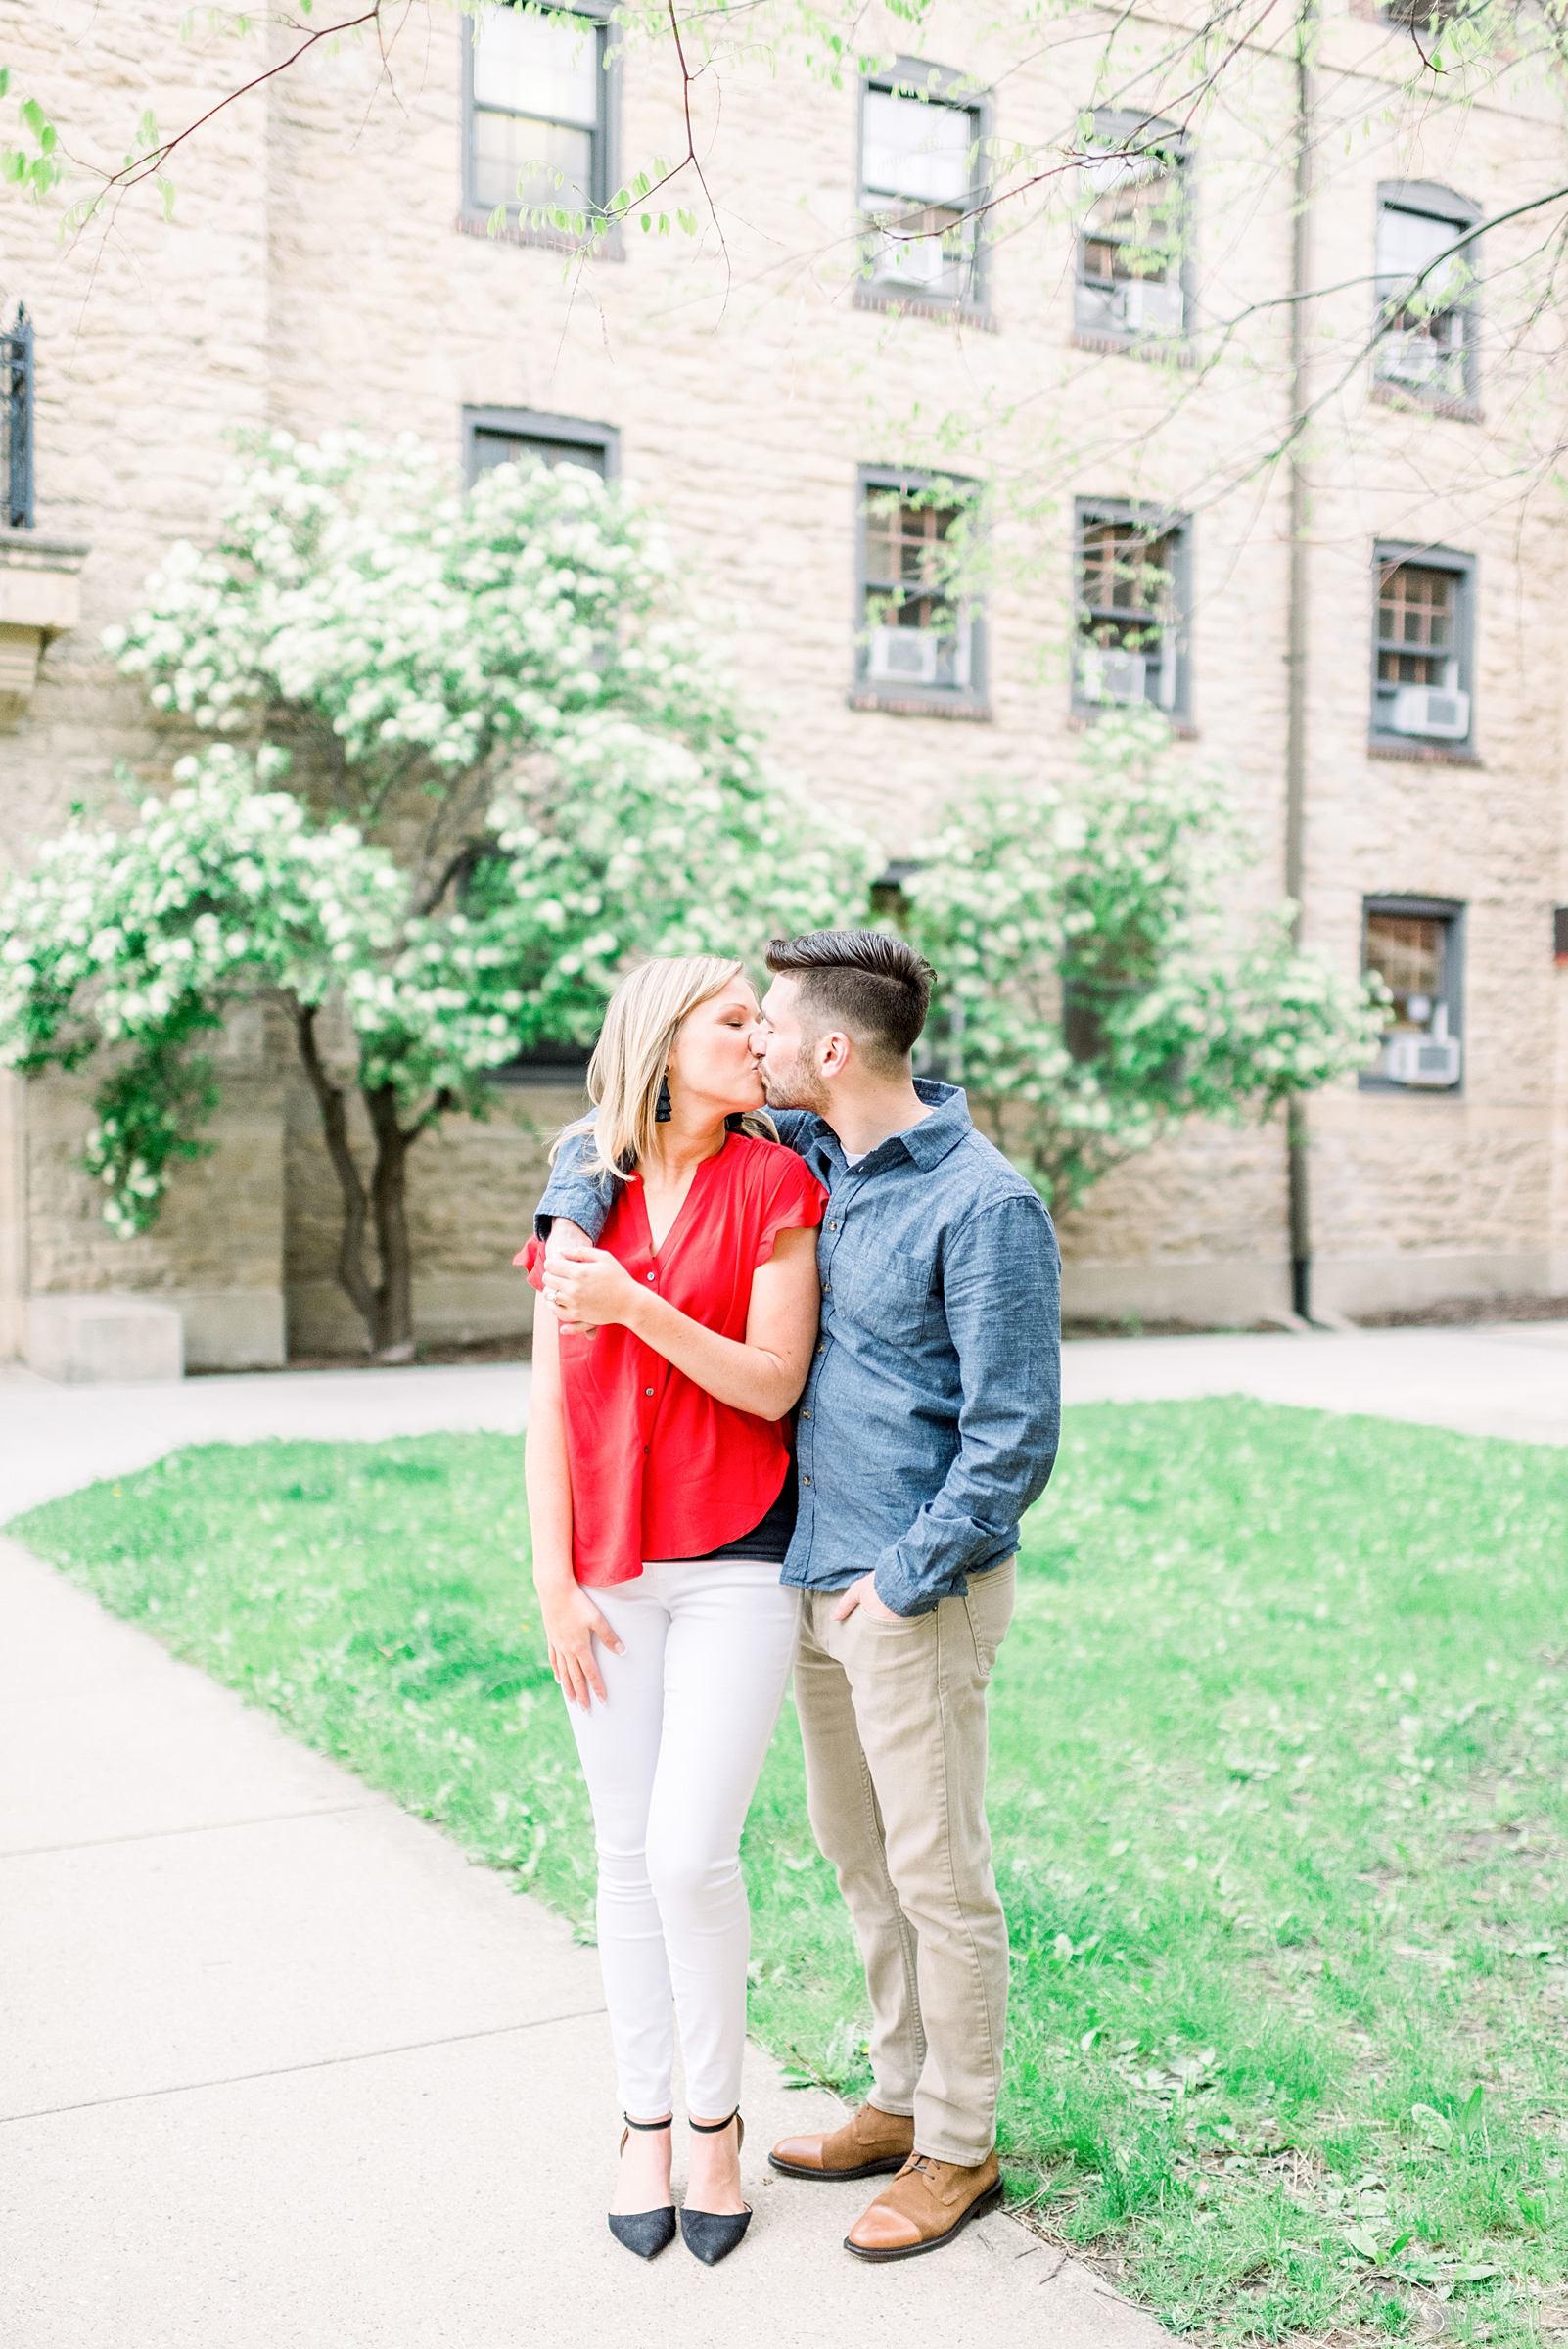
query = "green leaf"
(676, 207, 697, 236)
(1411, 2102, 1453, 2149)
(485, 202, 506, 236)
(0, 69, 9, 98)
(1344, 2225, 1383, 2262)
(657, 211, 669, 234)
(1456, 2083, 1485, 2141)
(156, 173, 175, 220)
(136, 108, 159, 151)
(21, 97, 48, 138)
(639, 211, 651, 232)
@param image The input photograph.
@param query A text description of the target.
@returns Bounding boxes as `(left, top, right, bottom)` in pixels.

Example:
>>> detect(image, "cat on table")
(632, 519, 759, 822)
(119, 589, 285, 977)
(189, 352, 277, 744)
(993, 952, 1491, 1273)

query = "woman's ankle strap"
(623, 2112, 673, 2132)
(687, 2108, 741, 2134)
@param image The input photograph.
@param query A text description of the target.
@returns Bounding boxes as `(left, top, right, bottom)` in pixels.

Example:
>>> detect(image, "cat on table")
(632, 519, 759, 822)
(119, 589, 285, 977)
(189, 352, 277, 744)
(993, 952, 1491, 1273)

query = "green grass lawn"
(14, 1400, 1568, 2345)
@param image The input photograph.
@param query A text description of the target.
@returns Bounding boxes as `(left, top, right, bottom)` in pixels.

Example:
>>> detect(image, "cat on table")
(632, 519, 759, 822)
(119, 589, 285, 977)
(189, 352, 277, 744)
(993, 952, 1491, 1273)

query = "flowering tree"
(899, 711, 1387, 1207)
(0, 438, 874, 1359)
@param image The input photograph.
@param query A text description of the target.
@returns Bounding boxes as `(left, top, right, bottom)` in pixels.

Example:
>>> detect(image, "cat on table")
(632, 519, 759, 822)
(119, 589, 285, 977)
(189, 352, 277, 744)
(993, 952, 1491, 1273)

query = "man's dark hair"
(765, 930, 936, 1069)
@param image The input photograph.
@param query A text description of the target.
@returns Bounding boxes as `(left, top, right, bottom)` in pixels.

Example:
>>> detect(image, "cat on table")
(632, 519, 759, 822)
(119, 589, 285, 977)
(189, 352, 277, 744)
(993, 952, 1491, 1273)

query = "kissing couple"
(520, 929, 1061, 2269)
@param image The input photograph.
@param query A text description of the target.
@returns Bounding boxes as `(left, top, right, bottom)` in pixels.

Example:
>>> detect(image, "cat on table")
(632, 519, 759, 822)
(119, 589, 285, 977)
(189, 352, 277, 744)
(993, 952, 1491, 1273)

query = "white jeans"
(567, 1555, 801, 2120)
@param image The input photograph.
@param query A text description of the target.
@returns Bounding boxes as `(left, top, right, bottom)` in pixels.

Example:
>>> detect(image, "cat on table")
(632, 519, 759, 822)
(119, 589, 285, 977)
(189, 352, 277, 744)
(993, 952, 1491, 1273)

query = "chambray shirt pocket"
(835, 1241, 936, 1345)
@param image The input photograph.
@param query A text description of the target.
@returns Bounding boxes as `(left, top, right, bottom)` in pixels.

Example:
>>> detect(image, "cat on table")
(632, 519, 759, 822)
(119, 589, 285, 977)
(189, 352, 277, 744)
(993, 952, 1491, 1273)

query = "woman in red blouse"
(521, 955, 825, 2267)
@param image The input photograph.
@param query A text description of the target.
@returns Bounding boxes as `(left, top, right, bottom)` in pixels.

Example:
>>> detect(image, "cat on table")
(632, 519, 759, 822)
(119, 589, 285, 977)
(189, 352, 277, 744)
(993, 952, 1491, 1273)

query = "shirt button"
(644, 1387, 654, 1397)
(817, 1344, 825, 1355)
(801, 1408, 810, 1419)
(646, 1273, 656, 1283)
(822, 1284, 831, 1296)
(803, 1475, 811, 1487)
(829, 1221, 838, 1230)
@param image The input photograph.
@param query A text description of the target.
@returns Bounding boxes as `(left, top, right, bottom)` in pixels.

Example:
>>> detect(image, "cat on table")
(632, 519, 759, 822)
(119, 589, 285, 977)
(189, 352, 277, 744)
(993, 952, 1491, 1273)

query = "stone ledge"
(1366, 737, 1482, 766)
(846, 688, 992, 722)
(28, 1293, 184, 1385)
(1069, 329, 1195, 368)
(0, 527, 92, 719)
(287, 1275, 531, 1358)
(852, 286, 999, 333)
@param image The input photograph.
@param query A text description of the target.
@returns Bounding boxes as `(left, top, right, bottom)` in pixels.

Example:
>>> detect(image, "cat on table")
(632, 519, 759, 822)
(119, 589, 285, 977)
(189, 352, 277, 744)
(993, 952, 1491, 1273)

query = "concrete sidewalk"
(0, 1359, 531, 1523)
(1061, 1316, 1568, 1446)
(5, 1316, 1565, 2345)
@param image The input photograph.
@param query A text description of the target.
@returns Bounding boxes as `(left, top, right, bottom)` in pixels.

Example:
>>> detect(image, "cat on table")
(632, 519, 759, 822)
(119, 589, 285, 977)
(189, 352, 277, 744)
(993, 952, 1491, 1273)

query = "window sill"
(853, 287, 998, 333)
(1068, 707, 1197, 739)
(847, 687, 992, 721)
(1357, 1075, 1463, 1096)
(454, 209, 625, 262)
(1369, 377, 1482, 424)
(1367, 736, 1481, 766)
(1070, 328, 1195, 368)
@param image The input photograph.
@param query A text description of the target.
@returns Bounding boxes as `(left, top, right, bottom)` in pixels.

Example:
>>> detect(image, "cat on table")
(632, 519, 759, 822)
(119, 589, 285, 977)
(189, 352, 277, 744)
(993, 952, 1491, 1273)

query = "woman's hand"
(544, 1243, 643, 1334)
(535, 1575, 624, 1708)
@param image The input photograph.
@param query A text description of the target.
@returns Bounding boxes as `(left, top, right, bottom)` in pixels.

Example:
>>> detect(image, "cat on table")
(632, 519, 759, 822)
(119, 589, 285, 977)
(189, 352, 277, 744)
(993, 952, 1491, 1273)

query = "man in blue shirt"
(535, 931, 1060, 2261)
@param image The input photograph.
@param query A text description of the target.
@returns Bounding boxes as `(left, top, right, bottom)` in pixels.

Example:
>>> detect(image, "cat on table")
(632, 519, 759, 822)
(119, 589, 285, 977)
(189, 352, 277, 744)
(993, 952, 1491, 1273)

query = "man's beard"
(758, 1044, 831, 1117)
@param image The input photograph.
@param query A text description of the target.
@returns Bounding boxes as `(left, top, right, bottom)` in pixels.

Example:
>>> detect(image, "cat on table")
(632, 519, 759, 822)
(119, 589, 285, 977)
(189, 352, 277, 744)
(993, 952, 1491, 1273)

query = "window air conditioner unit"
(1118, 279, 1184, 336)
(1389, 684, 1469, 739)
(1382, 335, 1450, 387)
(868, 626, 940, 684)
(1080, 646, 1146, 705)
(1384, 1031, 1462, 1086)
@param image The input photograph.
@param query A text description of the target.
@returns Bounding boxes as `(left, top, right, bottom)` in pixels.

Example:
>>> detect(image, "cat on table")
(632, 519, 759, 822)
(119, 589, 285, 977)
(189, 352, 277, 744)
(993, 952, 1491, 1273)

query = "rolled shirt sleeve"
(868, 1195, 1061, 1617)
(534, 1128, 616, 1245)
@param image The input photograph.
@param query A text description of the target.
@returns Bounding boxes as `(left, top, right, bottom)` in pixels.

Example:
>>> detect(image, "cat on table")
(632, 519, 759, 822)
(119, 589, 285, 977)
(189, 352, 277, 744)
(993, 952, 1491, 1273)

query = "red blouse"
(520, 1132, 826, 1587)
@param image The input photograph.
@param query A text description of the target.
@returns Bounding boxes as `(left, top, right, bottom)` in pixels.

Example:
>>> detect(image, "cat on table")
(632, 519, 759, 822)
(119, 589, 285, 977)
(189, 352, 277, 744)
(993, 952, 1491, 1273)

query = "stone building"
(2, 0, 1566, 1369)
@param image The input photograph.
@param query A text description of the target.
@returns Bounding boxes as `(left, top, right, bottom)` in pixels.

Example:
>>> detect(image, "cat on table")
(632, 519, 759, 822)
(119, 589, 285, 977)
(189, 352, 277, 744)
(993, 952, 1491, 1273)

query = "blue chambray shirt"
(533, 1080, 1061, 1616)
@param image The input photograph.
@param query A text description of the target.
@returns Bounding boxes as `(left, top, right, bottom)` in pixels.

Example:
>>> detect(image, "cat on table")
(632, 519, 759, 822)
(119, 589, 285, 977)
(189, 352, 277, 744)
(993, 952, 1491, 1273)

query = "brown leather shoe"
(843, 2151, 1002, 2260)
(768, 2102, 915, 2182)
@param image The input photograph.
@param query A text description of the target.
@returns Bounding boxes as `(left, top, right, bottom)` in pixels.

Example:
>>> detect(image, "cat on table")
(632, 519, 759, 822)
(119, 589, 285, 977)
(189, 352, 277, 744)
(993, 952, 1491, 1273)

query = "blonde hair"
(550, 955, 776, 1179)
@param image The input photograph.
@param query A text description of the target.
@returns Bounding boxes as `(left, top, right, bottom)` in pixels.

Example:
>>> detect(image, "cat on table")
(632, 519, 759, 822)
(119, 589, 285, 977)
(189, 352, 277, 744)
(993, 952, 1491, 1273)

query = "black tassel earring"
(655, 1073, 672, 1123)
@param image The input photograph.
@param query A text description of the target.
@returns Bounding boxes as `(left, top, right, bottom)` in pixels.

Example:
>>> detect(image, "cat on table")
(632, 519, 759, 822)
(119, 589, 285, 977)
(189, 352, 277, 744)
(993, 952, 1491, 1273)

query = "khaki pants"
(793, 1559, 1016, 2167)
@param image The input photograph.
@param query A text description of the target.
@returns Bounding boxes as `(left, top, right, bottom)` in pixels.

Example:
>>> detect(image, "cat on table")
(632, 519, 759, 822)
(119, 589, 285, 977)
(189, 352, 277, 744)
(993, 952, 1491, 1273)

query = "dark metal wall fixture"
(2, 303, 34, 531)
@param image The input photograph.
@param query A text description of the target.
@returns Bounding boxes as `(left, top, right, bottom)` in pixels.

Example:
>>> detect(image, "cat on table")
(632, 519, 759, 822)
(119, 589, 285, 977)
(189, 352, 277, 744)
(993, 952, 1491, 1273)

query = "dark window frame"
(848, 463, 989, 720)
(462, 405, 621, 484)
(460, 2, 623, 257)
(1359, 893, 1465, 1095)
(1369, 539, 1476, 757)
(1071, 496, 1193, 723)
(854, 58, 994, 324)
(489, 1039, 594, 1090)
(1380, 0, 1458, 35)
(1372, 178, 1482, 416)
(1071, 110, 1194, 356)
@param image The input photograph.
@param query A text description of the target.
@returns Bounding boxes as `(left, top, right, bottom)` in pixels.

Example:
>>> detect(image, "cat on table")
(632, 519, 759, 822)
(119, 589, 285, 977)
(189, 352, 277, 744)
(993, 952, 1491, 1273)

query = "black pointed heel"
(681, 2110, 752, 2266)
(608, 2113, 676, 2261)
